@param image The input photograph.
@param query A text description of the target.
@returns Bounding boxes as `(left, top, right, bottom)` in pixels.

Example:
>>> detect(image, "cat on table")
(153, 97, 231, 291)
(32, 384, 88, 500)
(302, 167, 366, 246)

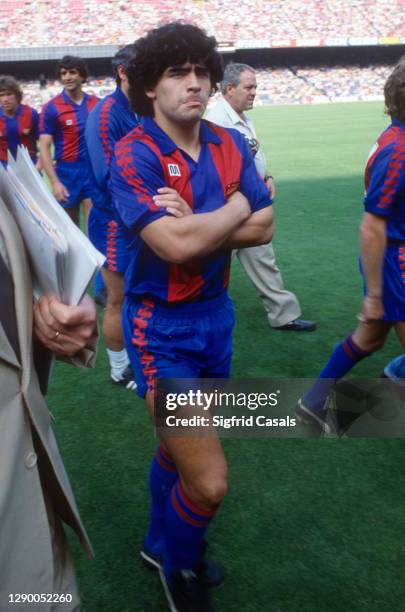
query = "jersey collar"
(113, 86, 130, 110)
(62, 89, 87, 106)
(142, 116, 222, 155)
(392, 118, 405, 129)
(0, 104, 22, 119)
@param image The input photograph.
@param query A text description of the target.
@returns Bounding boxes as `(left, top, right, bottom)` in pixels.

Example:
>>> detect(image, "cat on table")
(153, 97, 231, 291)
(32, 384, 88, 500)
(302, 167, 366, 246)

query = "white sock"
(107, 348, 130, 378)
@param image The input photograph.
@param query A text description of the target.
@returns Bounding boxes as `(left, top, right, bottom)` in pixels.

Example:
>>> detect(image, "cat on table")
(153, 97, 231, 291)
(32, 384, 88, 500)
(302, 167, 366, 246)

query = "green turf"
(47, 102, 405, 611)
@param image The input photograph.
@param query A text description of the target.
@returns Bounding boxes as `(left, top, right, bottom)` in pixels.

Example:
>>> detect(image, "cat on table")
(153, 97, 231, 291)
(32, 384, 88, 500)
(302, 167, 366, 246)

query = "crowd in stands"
(19, 63, 392, 111)
(0, 0, 403, 48)
(206, 0, 403, 42)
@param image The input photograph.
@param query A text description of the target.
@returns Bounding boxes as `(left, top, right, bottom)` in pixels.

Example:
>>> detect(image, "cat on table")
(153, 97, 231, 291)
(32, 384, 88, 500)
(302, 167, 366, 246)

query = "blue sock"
(304, 335, 371, 412)
(164, 481, 216, 584)
(144, 445, 178, 556)
(93, 271, 105, 296)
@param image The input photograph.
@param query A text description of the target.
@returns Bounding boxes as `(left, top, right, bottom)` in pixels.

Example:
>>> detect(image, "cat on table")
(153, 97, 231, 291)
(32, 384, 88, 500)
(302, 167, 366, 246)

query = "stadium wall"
(1, 44, 404, 81)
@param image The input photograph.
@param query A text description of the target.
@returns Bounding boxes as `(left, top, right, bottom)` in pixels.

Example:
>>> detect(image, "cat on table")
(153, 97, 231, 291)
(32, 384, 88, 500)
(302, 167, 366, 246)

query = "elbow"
(360, 214, 386, 244)
(255, 223, 274, 245)
(261, 225, 274, 244)
(360, 223, 383, 244)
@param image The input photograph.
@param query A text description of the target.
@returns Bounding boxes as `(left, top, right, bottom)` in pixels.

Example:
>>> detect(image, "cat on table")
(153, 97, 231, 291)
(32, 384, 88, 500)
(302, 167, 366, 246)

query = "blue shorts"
(123, 292, 235, 398)
(56, 161, 94, 209)
(88, 208, 133, 274)
(360, 244, 405, 321)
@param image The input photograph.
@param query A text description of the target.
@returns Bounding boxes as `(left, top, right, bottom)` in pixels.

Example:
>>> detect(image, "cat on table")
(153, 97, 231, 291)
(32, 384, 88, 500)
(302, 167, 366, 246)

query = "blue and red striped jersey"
(110, 116, 272, 304)
(39, 90, 98, 163)
(0, 104, 39, 165)
(85, 86, 138, 213)
(364, 119, 405, 240)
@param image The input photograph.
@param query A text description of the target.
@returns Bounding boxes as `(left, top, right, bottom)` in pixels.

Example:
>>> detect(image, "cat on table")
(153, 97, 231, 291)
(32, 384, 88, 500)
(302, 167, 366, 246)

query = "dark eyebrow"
(167, 66, 190, 75)
(167, 64, 209, 75)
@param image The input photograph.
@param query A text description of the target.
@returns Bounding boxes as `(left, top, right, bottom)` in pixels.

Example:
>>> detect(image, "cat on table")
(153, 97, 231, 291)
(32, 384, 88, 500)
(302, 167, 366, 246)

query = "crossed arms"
(141, 187, 274, 264)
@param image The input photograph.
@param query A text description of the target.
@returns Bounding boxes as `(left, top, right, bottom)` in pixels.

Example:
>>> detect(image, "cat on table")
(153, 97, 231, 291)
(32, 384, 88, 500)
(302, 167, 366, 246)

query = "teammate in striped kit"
(39, 56, 98, 225)
(297, 58, 405, 432)
(0, 75, 39, 167)
(110, 23, 273, 612)
(85, 45, 138, 388)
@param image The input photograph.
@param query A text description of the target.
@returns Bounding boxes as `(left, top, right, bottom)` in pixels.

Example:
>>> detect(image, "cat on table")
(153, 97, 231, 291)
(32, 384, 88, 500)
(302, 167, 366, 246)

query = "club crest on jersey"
(168, 163, 181, 177)
(22, 128, 30, 135)
(225, 181, 240, 197)
(66, 119, 73, 126)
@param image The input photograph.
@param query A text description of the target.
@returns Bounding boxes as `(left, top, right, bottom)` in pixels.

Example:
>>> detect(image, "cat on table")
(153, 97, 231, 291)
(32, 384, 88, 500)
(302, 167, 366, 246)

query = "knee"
(367, 338, 386, 352)
(352, 328, 388, 354)
(185, 474, 228, 511)
(106, 292, 124, 312)
(358, 337, 386, 353)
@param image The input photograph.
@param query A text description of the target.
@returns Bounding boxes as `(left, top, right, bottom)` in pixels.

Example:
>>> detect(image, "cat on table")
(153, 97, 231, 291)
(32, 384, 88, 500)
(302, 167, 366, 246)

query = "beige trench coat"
(0, 196, 96, 611)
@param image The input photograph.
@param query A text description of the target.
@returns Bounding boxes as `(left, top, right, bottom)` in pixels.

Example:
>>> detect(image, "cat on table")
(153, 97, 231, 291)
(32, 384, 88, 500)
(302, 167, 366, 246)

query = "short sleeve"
(39, 102, 57, 136)
(364, 144, 405, 217)
(110, 138, 168, 232)
(236, 131, 272, 213)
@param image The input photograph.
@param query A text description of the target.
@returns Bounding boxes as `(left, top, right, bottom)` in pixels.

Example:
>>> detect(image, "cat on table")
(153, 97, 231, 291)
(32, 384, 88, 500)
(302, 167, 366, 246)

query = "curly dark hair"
(128, 22, 223, 116)
(56, 55, 88, 82)
(0, 75, 22, 103)
(384, 58, 405, 121)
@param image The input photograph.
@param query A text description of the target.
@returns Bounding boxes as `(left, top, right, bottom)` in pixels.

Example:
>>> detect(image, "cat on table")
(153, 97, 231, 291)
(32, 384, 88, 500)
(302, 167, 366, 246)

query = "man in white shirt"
(206, 62, 316, 331)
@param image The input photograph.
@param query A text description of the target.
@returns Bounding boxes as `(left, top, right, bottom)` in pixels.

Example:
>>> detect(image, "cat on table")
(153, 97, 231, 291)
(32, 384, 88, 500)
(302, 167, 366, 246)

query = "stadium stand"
(0, 0, 403, 48)
(19, 63, 392, 111)
(205, 0, 404, 41)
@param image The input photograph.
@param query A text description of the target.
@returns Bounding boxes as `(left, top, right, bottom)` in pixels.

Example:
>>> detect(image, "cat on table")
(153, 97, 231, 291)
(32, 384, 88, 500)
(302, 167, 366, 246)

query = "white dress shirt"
(206, 96, 267, 179)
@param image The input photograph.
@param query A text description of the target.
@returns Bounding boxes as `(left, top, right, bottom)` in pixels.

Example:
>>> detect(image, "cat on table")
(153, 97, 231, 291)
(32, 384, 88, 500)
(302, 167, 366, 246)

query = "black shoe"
(295, 397, 333, 433)
(276, 318, 316, 332)
(94, 287, 107, 308)
(140, 547, 224, 588)
(159, 567, 215, 612)
(110, 365, 137, 390)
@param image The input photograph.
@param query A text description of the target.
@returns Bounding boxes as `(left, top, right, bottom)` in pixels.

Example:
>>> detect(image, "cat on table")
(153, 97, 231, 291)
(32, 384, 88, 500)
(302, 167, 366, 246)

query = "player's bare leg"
(102, 268, 125, 351)
(393, 321, 405, 348)
(102, 268, 134, 387)
(82, 198, 92, 234)
(145, 390, 227, 511)
(352, 319, 392, 352)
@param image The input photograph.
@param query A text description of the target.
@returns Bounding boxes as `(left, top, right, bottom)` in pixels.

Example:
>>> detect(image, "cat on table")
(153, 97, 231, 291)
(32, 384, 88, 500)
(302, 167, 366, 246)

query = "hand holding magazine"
(0, 147, 105, 305)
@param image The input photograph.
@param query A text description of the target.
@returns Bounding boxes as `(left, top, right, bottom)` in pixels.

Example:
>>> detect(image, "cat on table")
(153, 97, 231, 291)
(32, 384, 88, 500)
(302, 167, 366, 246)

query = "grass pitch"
(48, 102, 405, 611)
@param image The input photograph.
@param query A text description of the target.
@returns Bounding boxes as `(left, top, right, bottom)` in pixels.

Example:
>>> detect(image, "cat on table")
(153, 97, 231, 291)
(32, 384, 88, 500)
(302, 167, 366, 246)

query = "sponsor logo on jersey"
(66, 119, 73, 126)
(168, 163, 181, 177)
